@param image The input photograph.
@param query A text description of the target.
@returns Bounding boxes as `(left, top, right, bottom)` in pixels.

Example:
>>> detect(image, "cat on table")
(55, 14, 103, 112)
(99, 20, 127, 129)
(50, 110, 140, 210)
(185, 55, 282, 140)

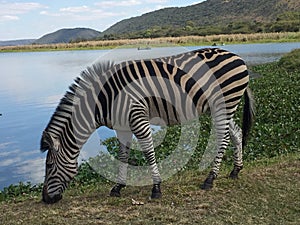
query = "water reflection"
(0, 42, 299, 190)
(0, 50, 110, 189)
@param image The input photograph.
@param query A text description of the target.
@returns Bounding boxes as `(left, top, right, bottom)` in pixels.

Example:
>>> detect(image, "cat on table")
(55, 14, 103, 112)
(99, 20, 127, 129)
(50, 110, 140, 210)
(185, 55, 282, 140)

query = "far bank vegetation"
(1, 32, 299, 52)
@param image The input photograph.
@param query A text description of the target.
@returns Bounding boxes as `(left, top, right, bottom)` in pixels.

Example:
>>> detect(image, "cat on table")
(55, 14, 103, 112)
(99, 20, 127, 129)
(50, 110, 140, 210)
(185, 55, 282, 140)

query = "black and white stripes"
(40, 48, 255, 203)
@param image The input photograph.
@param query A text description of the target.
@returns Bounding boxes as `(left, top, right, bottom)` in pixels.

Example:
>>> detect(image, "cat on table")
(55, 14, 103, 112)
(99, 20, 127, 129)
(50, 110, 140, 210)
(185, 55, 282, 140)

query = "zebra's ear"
(40, 131, 54, 152)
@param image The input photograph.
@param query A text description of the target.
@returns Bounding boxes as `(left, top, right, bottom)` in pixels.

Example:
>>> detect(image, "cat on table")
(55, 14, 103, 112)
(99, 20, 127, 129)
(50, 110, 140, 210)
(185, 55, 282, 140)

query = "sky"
(0, 0, 205, 41)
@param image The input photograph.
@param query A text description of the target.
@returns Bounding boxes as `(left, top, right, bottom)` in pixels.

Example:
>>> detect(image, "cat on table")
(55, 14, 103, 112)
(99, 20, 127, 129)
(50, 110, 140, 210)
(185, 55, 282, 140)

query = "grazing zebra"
(40, 48, 255, 204)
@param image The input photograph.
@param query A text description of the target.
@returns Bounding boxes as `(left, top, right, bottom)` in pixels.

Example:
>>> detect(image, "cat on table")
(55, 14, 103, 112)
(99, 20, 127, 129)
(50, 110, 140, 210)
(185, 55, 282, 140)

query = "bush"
(278, 48, 300, 71)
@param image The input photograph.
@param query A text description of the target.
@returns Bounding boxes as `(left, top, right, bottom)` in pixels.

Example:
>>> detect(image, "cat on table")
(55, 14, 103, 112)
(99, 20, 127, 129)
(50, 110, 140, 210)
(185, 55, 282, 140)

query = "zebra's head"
(40, 131, 78, 204)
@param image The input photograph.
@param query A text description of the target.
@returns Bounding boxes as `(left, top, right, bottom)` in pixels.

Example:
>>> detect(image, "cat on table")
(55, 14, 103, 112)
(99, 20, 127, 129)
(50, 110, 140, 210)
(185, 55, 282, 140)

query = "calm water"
(0, 42, 299, 190)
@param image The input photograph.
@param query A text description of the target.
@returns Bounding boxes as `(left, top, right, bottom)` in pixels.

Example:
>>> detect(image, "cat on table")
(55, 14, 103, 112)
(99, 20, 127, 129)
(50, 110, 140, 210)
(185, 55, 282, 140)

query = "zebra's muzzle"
(42, 184, 62, 204)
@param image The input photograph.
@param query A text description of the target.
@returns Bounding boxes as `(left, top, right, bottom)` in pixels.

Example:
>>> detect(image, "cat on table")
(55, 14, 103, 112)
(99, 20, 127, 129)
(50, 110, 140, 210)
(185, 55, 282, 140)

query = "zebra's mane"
(63, 60, 115, 104)
(45, 60, 115, 135)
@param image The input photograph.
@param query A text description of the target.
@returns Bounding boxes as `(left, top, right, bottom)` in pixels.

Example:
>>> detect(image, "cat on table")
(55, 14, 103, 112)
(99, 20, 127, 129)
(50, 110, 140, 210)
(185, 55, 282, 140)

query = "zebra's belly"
(108, 106, 198, 132)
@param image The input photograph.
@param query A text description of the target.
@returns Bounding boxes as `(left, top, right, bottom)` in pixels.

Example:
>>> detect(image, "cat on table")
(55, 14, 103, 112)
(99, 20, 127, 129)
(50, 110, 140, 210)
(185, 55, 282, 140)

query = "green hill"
(34, 28, 101, 44)
(32, 0, 299, 44)
(101, 0, 300, 38)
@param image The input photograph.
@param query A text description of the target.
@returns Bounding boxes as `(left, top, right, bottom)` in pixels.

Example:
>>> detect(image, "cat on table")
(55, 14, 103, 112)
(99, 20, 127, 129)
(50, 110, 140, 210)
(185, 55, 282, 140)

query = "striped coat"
(41, 48, 255, 203)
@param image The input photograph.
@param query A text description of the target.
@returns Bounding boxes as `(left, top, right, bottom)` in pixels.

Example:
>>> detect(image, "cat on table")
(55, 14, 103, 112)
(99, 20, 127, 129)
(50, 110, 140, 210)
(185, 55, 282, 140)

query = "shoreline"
(1, 32, 299, 53)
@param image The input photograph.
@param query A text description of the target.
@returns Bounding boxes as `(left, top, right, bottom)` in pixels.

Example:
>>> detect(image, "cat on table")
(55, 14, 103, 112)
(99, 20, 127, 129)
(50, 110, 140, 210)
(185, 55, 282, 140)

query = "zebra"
(40, 48, 255, 204)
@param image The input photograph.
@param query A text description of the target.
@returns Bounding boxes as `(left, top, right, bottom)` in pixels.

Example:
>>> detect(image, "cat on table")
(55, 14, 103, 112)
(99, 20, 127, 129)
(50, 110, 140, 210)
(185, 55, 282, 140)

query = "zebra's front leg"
(139, 138, 162, 199)
(201, 126, 231, 190)
(228, 119, 243, 179)
(129, 106, 162, 199)
(110, 130, 132, 197)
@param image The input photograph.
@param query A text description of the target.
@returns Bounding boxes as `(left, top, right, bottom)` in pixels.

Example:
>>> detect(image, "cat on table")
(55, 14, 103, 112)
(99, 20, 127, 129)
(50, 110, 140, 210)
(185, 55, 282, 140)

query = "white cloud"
(0, 15, 19, 22)
(145, 0, 168, 3)
(39, 10, 60, 17)
(95, 0, 142, 8)
(0, 147, 45, 184)
(41, 5, 122, 21)
(16, 157, 45, 184)
(0, 157, 22, 167)
(35, 0, 169, 25)
(0, 142, 14, 150)
(42, 94, 62, 107)
(0, 2, 46, 16)
(0, 149, 20, 157)
(71, 11, 121, 21)
(60, 5, 90, 13)
(0, 2, 46, 23)
(39, 10, 49, 15)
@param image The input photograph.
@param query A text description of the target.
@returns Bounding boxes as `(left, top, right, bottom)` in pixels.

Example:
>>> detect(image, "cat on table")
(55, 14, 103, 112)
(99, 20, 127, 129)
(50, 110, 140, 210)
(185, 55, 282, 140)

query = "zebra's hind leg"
(201, 120, 231, 190)
(110, 130, 132, 197)
(228, 119, 243, 179)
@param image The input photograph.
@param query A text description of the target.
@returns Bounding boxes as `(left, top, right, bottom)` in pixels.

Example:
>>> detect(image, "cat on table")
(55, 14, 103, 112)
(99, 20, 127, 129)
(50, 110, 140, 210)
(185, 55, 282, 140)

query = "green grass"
(0, 49, 299, 224)
(0, 154, 299, 225)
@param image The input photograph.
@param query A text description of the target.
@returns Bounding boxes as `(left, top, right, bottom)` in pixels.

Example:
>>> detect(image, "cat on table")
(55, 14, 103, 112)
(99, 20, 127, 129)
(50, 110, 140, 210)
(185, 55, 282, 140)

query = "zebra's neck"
(45, 60, 115, 157)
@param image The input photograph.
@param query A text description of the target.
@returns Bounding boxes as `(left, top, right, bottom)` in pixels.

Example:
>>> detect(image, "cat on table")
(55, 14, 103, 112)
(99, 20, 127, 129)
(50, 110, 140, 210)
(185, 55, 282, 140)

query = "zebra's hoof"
(151, 184, 162, 199)
(229, 172, 239, 179)
(110, 190, 121, 197)
(110, 184, 125, 197)
(229, 166, 243, 179)
(201, 172, 216, 190)
(201, 181, 213, 190)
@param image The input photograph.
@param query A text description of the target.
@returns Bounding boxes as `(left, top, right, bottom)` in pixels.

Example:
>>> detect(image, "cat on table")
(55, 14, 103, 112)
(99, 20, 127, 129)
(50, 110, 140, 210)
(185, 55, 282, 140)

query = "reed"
(1, 32, 299, 52)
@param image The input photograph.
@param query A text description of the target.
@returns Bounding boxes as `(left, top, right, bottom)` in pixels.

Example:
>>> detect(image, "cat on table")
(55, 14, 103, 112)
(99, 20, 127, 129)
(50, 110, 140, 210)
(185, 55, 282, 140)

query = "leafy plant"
(72, 163, 105, 186)
(247, 59, 300, 159)
(0, 182, 42, 202)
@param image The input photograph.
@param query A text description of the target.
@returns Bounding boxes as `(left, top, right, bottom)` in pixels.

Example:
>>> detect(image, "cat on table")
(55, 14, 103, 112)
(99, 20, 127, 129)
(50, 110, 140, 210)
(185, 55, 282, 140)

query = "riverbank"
(1, 32, 299, 52)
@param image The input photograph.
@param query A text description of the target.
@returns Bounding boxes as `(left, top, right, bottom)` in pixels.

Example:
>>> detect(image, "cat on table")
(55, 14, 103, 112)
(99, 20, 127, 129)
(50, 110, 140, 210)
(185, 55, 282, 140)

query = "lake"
(0, 42, 299, 190)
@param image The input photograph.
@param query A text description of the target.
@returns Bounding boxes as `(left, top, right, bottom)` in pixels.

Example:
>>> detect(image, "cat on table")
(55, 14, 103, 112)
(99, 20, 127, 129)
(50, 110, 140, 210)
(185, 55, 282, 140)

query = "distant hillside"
(0, 39, 36, 46)
(34, 28, 101, 44)
(102, 0, 300, 37)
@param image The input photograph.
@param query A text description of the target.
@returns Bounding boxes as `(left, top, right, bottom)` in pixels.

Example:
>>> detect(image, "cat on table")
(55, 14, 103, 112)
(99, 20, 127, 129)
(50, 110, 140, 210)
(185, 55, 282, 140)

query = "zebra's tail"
(242, 87, 255, 147)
